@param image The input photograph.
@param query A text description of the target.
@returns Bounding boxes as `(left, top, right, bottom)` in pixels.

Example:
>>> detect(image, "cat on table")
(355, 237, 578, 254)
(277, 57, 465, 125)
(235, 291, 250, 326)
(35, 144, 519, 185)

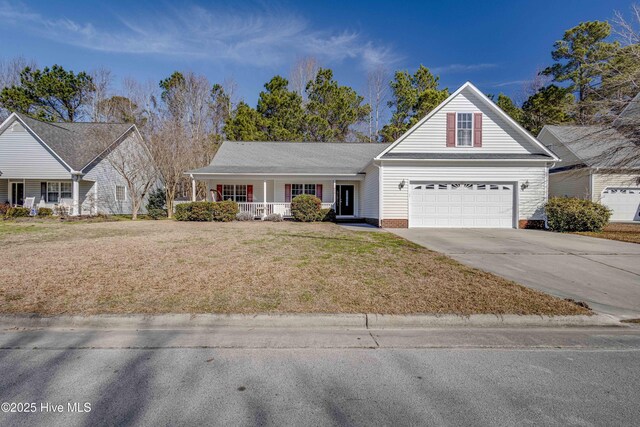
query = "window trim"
(456, 112, 474, 147)
(46, 181, 73, 203)
(290, 183, 317, 198)
(222, 184, 248, 202)
(115, 185, 127, 202)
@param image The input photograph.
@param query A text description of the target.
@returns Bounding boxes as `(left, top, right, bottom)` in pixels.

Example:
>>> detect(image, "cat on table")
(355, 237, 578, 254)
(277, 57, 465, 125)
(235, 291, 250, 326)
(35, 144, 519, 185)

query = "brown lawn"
(575, 223, 640, 244)
(0, 220, 589, 316)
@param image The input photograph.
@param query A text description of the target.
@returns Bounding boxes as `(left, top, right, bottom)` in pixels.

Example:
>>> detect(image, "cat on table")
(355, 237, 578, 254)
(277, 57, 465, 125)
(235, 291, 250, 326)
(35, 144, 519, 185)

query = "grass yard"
(575, 223, 640, 244)
(0, 220, 588, 316)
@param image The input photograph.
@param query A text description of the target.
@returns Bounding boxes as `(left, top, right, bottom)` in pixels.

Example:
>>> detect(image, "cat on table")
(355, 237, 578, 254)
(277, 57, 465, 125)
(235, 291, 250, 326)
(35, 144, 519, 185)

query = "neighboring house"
(0, 112, 146, 215)
(188, 82, 559, 228)
(539, 96, 640, 222)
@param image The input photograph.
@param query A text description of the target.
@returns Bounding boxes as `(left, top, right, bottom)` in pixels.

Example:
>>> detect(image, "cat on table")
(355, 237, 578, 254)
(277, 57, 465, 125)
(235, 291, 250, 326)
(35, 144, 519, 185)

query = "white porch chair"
(23, 197, 36, 215)
(57, 198, 74, 216)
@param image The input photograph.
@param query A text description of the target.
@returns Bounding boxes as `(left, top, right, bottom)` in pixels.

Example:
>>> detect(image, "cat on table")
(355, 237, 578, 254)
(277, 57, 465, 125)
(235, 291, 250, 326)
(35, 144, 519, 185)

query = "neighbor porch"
(0, 177, 97, 215)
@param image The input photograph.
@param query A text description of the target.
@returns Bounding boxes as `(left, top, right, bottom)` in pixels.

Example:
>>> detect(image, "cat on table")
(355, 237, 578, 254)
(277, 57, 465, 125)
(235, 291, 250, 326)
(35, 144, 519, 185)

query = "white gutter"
(379, 158, 555, 163)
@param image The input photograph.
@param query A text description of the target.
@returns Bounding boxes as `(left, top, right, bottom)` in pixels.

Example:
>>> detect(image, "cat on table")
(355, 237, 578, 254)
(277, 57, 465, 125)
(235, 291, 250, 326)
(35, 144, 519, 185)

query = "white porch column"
(191, 175, 196, 201)
(333, 180, 336, 209)
(72, 174, 80, 216)
(263, 179, 267, 218)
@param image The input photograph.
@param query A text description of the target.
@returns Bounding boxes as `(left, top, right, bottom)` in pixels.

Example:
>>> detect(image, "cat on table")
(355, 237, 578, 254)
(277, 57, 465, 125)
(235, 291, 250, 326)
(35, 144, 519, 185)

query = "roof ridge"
(225, 142, 392, 145)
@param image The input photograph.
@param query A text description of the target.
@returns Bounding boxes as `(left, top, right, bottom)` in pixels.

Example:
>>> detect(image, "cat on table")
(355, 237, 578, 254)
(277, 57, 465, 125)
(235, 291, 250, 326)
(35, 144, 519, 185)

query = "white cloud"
(0, 2, 399, 69)
(491, 80, 528, 87)
(431, 63, 498, 74)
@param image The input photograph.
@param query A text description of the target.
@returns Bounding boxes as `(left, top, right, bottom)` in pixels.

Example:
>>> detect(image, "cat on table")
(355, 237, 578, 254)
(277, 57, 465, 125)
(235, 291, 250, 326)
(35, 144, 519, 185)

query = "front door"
(337, 185, 354, 216)
(11, 182, 24, 206)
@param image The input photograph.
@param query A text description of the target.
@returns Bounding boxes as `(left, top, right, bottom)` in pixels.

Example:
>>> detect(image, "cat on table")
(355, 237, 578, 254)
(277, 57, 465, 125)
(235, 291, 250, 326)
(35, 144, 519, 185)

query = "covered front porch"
(0, 176, 96, 215)
(188, 175, 363, 219)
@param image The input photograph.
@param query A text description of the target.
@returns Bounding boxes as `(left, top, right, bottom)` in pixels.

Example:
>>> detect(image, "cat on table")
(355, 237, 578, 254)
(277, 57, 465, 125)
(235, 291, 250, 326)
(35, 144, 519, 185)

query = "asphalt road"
(1, 326, 639, 426)
(390, 228, 640, 317)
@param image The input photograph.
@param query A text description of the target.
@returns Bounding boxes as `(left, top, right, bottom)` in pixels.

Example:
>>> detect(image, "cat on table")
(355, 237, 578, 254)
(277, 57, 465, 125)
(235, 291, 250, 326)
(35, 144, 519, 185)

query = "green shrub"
(545, 197, 611, 232)
(174, 201, 238, 222)
(317, 208, 336, 222)
(212, 200, 238, 222)
(146, 188, 166, 211)
(291, 194, 322, 222)
(147, 208, 167, 220)
(37, 207, 53, 217)
(6, 207, 30, 218)
(174, 203, 190, 221)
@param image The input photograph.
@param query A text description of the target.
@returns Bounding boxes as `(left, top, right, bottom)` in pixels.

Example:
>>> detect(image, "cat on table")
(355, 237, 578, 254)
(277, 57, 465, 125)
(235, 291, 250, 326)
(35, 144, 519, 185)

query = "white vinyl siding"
(387, 87, 542, 154)
(0, 121, 70, 179)
(362, 163, 379, 220)
(592, 173, 638, 203)
(381, 162, 547, 221)
(549, 169, 591, 200)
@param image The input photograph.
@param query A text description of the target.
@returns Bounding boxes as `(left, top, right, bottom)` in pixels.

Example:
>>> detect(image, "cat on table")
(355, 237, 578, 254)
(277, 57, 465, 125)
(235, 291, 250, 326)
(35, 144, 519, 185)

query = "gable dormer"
(377, 82, 558, 159)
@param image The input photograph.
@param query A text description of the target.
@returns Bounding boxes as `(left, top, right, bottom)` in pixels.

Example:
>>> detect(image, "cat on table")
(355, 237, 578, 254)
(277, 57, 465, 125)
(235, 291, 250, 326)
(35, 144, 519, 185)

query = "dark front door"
(337, 185, 354, 216)
(11, 182, 24, 206)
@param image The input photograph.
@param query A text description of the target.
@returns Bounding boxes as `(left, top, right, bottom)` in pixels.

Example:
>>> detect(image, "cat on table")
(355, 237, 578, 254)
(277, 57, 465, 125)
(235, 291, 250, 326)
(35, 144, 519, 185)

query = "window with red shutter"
(446, 112, 456, 147)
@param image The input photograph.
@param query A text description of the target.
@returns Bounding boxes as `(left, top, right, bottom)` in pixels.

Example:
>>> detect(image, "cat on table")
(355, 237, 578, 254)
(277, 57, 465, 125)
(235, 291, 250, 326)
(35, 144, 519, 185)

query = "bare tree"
(101, 130, 157, 219)
(89, 67, 113, 121)
(0, 56, 37, 120)
(366, 66, 390, 142)
(289, 56, 319, 102)
(149, 121, 198, 216)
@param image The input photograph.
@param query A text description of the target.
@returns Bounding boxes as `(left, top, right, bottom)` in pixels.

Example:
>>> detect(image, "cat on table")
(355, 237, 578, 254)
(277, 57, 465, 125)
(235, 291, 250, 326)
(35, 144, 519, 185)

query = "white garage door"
(409, 182, 514, 228)
(601, 187, 640, 221)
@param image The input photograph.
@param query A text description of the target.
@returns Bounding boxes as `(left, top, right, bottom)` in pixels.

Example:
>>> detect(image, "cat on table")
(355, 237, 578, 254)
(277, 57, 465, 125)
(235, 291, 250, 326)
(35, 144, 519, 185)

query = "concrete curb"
(366, 314, 623, 329)
(0, 313, 623, 330)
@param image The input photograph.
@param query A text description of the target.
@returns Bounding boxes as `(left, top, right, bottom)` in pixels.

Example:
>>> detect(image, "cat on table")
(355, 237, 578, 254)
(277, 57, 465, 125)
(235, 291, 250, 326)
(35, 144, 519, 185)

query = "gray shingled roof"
(16, 113, 134, 171)
(544, 125, 640, 169)
(189, 141, 391, 175)
(381, 152, 552, 160)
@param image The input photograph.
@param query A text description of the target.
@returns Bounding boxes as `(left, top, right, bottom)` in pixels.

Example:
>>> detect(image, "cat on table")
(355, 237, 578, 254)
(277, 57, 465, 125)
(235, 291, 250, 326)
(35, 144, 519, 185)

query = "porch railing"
(237, 202, 334, 218)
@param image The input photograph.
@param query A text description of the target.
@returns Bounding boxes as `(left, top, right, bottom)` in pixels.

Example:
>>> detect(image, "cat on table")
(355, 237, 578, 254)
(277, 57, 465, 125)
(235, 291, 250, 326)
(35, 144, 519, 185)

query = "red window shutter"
(316, 184, 323, 201)
(216, 184, 223, 201)
(446, 112, 456, 147)
(247, 185, 253, 202)
(285, 184, 291, 202)
(473, 113, 482, 147)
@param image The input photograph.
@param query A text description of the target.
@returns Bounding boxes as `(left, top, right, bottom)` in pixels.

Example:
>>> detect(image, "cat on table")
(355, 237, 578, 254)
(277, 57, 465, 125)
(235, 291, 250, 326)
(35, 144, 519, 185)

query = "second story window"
(457, 113, 473, 146)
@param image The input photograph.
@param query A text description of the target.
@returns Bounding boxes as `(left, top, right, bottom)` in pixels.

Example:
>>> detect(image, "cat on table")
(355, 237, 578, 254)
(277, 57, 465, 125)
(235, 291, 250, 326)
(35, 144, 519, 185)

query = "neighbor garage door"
(409, 182, 514, 228)
(601, 187, 640, 221)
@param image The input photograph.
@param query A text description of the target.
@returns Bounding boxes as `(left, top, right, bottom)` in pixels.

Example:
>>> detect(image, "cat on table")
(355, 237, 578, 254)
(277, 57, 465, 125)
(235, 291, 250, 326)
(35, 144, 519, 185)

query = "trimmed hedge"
(37, 207, 53, 217)
(174, 201, 239, 222)
(545, 197, 611, 232)
(6, 207, 30, 218)
(291, 194, 322, 222)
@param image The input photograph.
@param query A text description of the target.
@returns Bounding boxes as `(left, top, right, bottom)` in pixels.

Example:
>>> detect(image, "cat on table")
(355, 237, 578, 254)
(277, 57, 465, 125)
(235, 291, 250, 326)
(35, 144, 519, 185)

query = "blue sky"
(0, 0, 634, 105)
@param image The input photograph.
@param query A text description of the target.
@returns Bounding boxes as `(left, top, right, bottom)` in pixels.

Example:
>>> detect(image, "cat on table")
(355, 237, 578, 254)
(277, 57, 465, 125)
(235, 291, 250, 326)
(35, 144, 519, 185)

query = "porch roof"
(188, 141, 390, 175)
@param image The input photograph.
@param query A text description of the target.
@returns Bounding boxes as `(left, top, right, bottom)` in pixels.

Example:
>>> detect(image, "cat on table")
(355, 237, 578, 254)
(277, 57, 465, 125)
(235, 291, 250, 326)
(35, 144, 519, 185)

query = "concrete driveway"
(389, 228, 640, 317)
